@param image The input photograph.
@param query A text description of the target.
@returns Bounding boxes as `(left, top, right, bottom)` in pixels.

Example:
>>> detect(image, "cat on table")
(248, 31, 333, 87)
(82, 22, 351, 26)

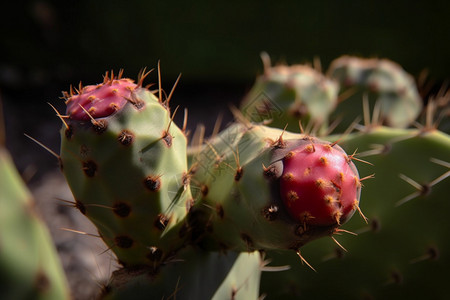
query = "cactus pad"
(60, 71, 192, 267)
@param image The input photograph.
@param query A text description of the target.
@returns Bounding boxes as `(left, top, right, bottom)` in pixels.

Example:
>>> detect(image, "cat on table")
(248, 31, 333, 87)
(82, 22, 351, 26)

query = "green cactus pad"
(328, 56, 423, 130)
(260, 127, 450, 299)
(188, 123, 362, 252)
(240, 60, 339, 135)
(60, 73, 192, 267)
(0, 148, 70, 300)
(102, 248, 262, 300)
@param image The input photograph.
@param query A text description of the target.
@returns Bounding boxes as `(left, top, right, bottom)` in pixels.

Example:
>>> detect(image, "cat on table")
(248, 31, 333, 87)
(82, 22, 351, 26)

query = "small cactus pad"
(60, 71, 192, 267)
(240, 58, 339, 134)
(327, 56, 422, 129)
(279, 141, 359, 226)
(0, 148, 70, 300)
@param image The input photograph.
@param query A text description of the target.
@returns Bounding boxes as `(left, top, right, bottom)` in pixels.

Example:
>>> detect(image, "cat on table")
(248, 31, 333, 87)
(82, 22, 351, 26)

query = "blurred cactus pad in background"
(1, 1, 449, 299)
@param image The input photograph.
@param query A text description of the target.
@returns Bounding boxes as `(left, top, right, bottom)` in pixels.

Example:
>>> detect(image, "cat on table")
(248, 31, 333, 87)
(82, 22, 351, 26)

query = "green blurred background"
(1, 0, 449, 175)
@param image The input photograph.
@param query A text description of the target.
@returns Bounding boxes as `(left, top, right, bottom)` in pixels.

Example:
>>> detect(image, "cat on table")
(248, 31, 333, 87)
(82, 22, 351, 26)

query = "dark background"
(1, 0, 449, 177)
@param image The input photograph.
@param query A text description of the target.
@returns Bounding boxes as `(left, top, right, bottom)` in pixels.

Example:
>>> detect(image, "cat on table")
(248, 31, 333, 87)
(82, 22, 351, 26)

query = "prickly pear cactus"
(102, 248, 262, 300)
(0, 142, 70, 298)
(240, 53, 339, 134)
(188, 122, 364, 253)
(50, 55, 446, 299)
(59, 71, 193, 267)
(327, 55, 423, 130)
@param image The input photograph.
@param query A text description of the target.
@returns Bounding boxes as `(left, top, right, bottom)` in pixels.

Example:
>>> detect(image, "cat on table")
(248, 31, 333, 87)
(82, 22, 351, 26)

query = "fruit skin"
(327, 55, 423, 130)
(65, 77, 137, 120)
(260, 127, 450, 299)
(188, 122, 362, 252)
(102, 248, 262, 300)
(0, 148, 70, 300)
(279, 141, 359, 226)
(240, 60, 339, 135)
(60, 73, 193, 267)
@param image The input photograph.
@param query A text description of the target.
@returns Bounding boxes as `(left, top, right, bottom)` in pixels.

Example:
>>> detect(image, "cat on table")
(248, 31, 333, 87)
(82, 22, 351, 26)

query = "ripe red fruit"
(65, 77, 137, 120)
(279, 141, 360, 226)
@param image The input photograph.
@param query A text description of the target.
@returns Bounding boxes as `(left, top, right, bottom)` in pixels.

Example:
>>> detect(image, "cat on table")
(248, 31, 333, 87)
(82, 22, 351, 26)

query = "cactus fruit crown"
(63, 70, 146, 121)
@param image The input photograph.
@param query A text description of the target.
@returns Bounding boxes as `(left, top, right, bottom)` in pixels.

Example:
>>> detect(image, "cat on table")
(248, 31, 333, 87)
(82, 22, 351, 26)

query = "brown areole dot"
(370, 219, 381, 232)
(283, 172, 294, 181)
(146, 246, 163, 262)
(304, 144, 315, 153)
(131, 99, 145, 110)
(333, 247, 345, 259)
(216, 203, 225, 219)
(109, 102, 120, 112)
(182, 172, 190, 187)
(82, 160, 97, 177)
(154, 214, 169, 231)
(118, 130, 134, 146)
(113, 202, 131, 218)
(287, 190, 299, 202)
(234, 167, 244, 181)
(426, 246, 440, 260)
(92, 119, 108, 134)
(295, 224, 306, 236)
(201, 184, 209, 196)
(263, 164, 277, 179)
(114, 235, 134, 248)
(34, 271, 50, 293)
(143, 175, 161, 191)
(126, 91, 146, 110)
(240, 233, 254, 249)
(262, 205, 279, 221)
(284, 151, 295, 160)
(65, 125, 73, 140)
(162, 131, 173, 147)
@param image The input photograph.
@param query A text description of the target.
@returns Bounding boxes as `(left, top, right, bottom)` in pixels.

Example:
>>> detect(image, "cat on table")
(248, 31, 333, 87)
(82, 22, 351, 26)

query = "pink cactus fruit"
(65, 76, 137, 120)
(279, 140, 361, 227)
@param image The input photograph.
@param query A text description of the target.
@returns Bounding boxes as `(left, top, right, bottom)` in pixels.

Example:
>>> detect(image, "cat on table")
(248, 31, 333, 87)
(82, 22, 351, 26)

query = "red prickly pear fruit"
(279, 141, 360, 226)
(65, 77, 137, 120)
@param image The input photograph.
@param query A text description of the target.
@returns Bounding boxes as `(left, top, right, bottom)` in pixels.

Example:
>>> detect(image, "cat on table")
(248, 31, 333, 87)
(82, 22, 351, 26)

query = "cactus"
(102, 248, 262, 300)
(0, 102, 70, 299)
(327, 55, 423, 130)
(31, 55, 445, 299)
(260, 126, 450, 299)
(59, 70, 193, 268)
(240, 53, 339, 135)
(188, 122, 363, 252)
